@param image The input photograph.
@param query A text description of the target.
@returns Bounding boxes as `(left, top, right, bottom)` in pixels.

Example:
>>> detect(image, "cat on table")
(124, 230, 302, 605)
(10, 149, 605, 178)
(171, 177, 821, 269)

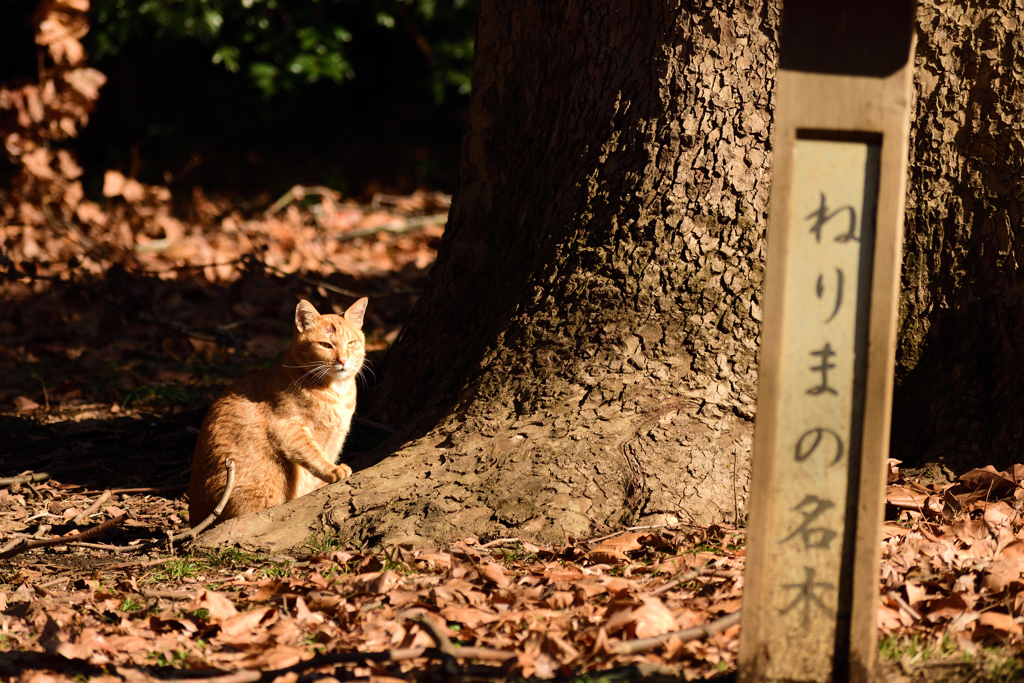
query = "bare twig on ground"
(479, 537, 527, 548)
(334, 213, 448, 243)
(65, 541, 140, 553)
(72, 490, 111, 525)
(650, 566, 740, 596)
(0, 472, 51, 487)
(0, 461, 233, 559)
(176, 672, 262, 683)
(106, 557, 178, 570)
(116, 458, 234, 554)
(91, 485, 187, 495)
(171, 643, 515, 683)
(143, 589, 194, 600)
(180, 459, 234, 539)
(407, 612, 517, 663)
(610, 610, 742, 656)
(265, 185, 341, 216)
(24, 480, 44, 499)
(0, 514, 129, 559)
(585, 521, 701, 546)
(888, 590, 923, 621)
(371, 191, 451, 209)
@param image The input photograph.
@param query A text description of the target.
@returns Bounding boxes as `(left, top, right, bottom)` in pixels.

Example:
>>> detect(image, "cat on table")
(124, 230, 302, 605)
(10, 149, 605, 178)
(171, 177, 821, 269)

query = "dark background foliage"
(2, 0, 477, 200)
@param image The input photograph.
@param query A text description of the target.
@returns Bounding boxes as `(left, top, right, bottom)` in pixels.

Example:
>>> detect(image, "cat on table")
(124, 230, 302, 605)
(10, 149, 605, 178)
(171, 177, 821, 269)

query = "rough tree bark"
(201, 0, 779, 551)
(198, 0, 1024, 553)
(892, 0, 1024, 473)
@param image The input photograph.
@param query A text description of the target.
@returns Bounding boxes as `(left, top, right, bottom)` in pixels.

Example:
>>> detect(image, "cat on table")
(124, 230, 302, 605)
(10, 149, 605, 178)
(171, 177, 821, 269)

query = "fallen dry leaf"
(587, 532, 647, 563)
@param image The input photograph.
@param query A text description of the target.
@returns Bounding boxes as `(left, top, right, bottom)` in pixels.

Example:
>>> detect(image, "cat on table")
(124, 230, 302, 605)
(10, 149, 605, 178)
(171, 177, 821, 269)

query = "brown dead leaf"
(58, 0, 91, 11)
(483, 563, 511, 588)
(587, 532, 646, 563)
(961, 466, 1019, 498)
(121, 178, 146, 204)
(982, 501, 1017, 527)
(218, 605, 276, 638)
(102, 170, 125, 197)
(62, 68, 106, 100)
(293, 596, 324, 626)
(925, 593, 972, 622)
(351, 571, 400, 595)
(887, 484, 931, 510)
(21, 149, 55, 180)
(904, 581, 930, 606)
(981, 559, 1024, 593)
(439, 605, 499, 628)
(56, 149, 82, 179)
(416, 552, 452, 570)
(632, 596, 679, 639)
(544, 591, 575, 609)
(104, 635, 150, 652)
(13, 396, 40, 411)
(977, 611, 1022, 637)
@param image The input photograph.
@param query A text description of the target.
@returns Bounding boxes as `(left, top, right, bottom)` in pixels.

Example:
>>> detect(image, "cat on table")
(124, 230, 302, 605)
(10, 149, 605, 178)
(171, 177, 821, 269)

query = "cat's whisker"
(292, 363, 332, 388)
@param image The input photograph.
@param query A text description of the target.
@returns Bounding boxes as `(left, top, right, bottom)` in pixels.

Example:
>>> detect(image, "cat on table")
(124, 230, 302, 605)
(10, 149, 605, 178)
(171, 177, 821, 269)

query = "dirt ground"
(1, 191, 1023, 681)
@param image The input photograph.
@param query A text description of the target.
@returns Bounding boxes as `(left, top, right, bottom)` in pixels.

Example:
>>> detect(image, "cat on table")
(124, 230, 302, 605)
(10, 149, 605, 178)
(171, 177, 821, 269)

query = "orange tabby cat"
(188, 298, 367, 528)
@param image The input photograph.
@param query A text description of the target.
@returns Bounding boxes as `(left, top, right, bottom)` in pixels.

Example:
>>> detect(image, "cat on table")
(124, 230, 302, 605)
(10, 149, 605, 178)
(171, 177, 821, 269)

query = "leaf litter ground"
(2, 191, 1024, 681)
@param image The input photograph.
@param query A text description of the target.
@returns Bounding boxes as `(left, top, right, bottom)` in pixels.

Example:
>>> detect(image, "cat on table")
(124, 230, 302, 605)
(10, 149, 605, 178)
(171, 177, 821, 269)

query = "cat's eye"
(319, 341, 334, 350)
(347, 341, 359, 348)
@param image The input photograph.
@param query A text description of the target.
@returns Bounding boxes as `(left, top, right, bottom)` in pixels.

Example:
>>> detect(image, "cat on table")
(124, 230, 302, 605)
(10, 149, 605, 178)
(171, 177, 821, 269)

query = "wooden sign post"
(739, 2, 915, 682)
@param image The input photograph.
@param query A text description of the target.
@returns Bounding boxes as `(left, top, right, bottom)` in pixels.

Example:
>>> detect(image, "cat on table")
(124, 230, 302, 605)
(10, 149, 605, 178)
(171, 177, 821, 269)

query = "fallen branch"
(176, 672, 262, 683)
(334, 213, 448, 243)
(610, 610, 742, 656)
(887, 589, 923, 621)
(0, 472, 51, 487)
(105, 557, 178, 571)
(143, 589, 194, 600)
(479, 537, 528, 549)
(65, 541, 141, 553)
(83, 484, 187, 495)
(180, 459, 234, 539)
(1, 461, 234, 559)
(0, 514, 129, 559)
(72, 490, 111, 525)
(115, 459, 235, 555)
(650, 566, 739, 596)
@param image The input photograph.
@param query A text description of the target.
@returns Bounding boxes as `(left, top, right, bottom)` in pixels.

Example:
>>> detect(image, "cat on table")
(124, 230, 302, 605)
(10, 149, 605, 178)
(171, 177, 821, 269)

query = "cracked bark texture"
(892, 0, 1024, 472)
(199, 0, 1024, 553)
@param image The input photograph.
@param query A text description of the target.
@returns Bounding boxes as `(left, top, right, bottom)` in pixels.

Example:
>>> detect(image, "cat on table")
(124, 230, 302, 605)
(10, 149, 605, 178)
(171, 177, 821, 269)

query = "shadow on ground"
(0, 259, 428, 491)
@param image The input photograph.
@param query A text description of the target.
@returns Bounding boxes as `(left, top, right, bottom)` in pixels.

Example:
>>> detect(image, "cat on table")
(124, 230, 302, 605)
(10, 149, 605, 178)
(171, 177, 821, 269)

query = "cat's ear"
(295, 300, 320, 333)
(344, 297, 369, 329)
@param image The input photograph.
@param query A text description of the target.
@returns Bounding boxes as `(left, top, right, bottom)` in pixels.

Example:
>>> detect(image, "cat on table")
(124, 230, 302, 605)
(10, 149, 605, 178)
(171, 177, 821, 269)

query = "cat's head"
(289, 298, 368, 384)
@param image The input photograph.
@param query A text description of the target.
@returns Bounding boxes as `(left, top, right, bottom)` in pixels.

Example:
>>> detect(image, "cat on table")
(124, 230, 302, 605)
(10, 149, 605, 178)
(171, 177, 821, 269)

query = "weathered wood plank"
(738, 2, 916, 681)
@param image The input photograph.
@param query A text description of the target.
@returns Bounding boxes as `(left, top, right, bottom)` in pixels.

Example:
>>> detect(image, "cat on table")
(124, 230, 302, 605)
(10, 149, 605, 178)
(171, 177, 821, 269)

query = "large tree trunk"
(201, 0, 779, 550)
(892, 0, 1024, 473)
(199, 0, 1024, 553)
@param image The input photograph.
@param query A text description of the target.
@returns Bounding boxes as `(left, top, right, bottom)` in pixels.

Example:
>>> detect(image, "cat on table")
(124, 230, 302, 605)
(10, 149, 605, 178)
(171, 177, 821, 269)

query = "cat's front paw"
(332, 464, 353, 482)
